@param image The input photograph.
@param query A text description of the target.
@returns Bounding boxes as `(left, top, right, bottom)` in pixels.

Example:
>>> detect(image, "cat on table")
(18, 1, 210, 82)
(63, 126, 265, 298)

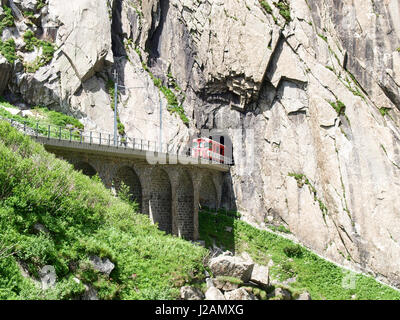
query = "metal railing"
(1, 117, 233, 165)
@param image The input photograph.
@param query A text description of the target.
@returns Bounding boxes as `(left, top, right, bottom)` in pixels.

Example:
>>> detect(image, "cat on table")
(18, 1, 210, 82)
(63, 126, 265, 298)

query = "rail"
(1, 117, 233, 165)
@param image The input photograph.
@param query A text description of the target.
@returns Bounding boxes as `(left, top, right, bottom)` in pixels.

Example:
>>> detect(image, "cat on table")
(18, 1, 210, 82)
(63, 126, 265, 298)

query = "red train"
(191, 138, 226, 163)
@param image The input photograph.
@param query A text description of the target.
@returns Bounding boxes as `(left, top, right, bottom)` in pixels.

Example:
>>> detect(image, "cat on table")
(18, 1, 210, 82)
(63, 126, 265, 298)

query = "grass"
(273, 0, 291, 23)
(259, 1, 273, 14)
(199, 209, 400, 300)
(329, 100, 346, 116)
(0, 98, 85, 140)
(379, 107, 391, 117)
(0, 121, 207, 300)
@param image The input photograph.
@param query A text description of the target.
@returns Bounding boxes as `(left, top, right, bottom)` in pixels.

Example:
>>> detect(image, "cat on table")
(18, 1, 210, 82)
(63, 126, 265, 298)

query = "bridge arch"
(113, 166, 142, 210)
(199, 174, 218, 211)
(74, 161, 97, 177)
(175, 170, 194, 240)
(149, 168, 172, 234)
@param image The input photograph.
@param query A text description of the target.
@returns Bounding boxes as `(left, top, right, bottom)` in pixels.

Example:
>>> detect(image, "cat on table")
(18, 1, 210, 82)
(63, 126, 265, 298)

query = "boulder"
(297, 291, 312, 300)
(250, 264, 269, 287)
(33, 222, 50, 235)
(205, 278, 214, 288)
(272, 287, 292, 300)
(224, 288, 257, 300)
(180, 286, 205, 300)
(39, 265, 57, 290)
(89, 255, 115, 276)
(205, 287, 225, 300)
(209, 255, 254, 282)
(213, 278, 240, 291)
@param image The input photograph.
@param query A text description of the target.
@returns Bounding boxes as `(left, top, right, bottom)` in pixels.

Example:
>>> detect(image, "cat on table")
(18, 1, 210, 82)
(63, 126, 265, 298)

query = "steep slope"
(0, 121, 207, 299)
(1, 0, 400, 289)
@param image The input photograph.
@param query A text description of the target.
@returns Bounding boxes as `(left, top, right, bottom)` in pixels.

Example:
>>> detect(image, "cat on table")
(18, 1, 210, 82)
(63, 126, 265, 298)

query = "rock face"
(209, 254, 254, 282)
(1, 0, 400, 288)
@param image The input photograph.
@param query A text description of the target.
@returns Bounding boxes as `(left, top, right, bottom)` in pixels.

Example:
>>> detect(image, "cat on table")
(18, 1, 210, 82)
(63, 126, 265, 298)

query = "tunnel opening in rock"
(176, 170, 194, 240)
(149, 168, 172, 234)
(113, 166, 142, 210)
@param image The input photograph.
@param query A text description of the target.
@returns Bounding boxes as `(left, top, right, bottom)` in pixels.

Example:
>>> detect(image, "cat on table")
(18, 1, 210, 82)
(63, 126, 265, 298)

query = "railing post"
(108, 134, 111, 146)
(90, 131, 92, 144)
(99, 132, 102, 145)
(23, 121, 26, 134)
(59, 126, 61, 140)
(148, 140, 150, 151)
(48, 125, 50, 139)
(133, 138, 135, 149)
(141, 139, 143, 150)
(80, 131, 82, 144)
(36, 122, 39, 137)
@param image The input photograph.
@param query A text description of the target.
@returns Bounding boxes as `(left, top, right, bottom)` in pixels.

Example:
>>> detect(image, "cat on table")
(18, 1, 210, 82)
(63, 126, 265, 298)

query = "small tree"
(117, 181, 139, 212)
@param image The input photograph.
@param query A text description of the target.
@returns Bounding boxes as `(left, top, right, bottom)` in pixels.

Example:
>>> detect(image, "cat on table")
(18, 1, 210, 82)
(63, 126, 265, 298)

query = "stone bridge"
(33, 135, 230, 241)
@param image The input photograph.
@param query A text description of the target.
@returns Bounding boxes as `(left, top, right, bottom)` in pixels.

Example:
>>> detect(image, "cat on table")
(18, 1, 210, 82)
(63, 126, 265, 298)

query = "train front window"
(193, 142, 198, 148)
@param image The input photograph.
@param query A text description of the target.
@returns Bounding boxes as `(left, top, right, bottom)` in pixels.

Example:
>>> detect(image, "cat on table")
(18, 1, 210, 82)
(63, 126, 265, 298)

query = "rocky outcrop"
(209, 254, 254, 282)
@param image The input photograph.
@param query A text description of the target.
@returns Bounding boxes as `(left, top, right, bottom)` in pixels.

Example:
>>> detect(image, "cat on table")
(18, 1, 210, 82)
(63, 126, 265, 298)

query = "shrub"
(0, 38, 17, 63)
(283, 244, 303, 258)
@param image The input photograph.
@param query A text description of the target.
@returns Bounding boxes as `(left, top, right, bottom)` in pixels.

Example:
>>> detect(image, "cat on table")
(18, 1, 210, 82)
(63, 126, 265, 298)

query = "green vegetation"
(260, 1, 272, 14)
(329, 100, 346, 116)
(141, 60, 189, 126)
(0, 98, 84, 139)
(379, 107, 391, 117)
(106, 80, 125, 136)
(22, 30, 55, 73)
(318, 34, 328, 42)
(288, 173, 328, 220)
(0, 6, 14, 35)
(273, 0, 291, 23)
(268, 225, 291, 234)
(199, 209, 400, 300)
(0, 121, 207, 299)
(37, 0, 46, 10)
(0, 38, 17, 64)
